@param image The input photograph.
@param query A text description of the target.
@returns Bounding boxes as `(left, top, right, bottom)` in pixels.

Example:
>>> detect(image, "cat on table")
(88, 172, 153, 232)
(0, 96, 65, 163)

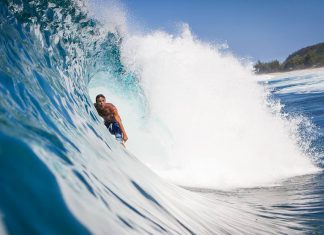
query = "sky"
(121, 0, 324, 62)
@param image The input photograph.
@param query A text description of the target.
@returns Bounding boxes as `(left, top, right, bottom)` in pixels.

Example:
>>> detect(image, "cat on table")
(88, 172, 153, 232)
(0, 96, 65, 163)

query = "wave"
(0, 0, 321, 234)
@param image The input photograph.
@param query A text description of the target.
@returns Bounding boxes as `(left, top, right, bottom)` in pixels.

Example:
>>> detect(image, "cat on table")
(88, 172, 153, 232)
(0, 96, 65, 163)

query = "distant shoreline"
(253, 43, 324, 74)
(256, 66, 324, 76)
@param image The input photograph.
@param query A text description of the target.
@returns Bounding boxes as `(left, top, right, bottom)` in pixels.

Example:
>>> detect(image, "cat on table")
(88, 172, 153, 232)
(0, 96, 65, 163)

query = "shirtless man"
(94, 94, 128, 146)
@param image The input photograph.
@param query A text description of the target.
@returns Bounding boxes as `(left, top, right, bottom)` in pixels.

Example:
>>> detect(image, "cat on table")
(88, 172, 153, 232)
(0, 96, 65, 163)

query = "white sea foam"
(87, 0, 129, 36)
(119, 25, 320, 189)
(262, 68, 324, 94)
(89, 17, 319, 190)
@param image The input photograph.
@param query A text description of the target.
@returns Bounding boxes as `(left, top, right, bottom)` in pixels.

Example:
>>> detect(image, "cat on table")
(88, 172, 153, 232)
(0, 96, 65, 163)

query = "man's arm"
(110, 105, 128, 142)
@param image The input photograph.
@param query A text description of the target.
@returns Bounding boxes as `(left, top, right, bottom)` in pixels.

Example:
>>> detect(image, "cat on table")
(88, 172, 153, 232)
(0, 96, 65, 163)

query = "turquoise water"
(0, 1, 323, 234)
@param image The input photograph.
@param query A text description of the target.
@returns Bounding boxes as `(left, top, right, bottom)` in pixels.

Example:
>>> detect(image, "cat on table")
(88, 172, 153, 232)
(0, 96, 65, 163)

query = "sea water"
(0, 0, 323, 234)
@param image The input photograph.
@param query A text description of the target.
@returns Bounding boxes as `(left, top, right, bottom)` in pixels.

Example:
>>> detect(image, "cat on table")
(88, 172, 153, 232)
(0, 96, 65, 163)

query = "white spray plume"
(87, 0, 128, 36)
(118, 25, 318, 189)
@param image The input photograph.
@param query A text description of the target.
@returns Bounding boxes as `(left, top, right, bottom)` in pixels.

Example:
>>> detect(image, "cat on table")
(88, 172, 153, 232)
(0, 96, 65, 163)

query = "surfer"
(94, 94, 128, 146)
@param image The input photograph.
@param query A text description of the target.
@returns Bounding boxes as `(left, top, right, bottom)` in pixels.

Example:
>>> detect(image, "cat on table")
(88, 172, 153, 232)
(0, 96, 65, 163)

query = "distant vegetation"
(254, 43, 324, 74)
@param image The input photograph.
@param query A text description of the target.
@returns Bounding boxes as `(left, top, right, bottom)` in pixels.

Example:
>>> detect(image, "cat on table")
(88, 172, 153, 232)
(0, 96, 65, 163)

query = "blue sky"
(122, 0, 324, 62)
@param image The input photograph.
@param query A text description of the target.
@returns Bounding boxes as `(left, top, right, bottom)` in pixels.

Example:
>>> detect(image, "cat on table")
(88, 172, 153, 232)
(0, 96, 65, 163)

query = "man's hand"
(123, 133, 128, 142)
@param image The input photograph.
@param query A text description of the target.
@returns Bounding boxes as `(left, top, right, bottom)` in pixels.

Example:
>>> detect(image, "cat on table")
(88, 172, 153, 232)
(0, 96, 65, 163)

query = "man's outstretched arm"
(111, 106, 128, 142)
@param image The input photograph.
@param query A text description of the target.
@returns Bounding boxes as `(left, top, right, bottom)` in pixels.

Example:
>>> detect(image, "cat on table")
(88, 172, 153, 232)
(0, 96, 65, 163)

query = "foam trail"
(260, 68, 324, 94)
(113, 25, 319, 189)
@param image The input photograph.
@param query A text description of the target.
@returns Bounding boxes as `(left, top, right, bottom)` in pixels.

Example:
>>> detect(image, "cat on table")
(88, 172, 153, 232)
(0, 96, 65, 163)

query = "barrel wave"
(0, 0, 323, 234)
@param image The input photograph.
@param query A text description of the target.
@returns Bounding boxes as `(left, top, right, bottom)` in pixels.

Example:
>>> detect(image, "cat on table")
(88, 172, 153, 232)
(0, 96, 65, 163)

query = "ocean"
(0, 0, 323, 234)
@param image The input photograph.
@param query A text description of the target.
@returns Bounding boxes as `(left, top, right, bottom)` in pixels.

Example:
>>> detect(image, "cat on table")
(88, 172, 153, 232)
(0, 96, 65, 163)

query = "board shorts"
(104, 121, 123, 143)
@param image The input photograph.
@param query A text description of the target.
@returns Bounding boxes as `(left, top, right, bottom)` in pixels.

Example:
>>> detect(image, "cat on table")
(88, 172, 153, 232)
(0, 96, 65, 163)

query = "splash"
(111, 24, 319, 189)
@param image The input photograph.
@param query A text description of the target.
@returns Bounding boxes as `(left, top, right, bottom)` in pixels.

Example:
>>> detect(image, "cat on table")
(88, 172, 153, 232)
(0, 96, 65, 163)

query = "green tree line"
(254, 43, 324, 74)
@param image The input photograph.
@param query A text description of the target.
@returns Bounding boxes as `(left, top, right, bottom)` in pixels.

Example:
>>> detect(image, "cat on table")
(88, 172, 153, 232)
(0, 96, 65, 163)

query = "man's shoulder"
(106, 103, 116, 108)
(106, 103, 118, 112)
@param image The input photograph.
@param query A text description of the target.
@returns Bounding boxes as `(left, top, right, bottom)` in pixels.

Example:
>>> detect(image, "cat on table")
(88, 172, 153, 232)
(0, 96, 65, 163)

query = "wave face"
(0, 0, 323, 234)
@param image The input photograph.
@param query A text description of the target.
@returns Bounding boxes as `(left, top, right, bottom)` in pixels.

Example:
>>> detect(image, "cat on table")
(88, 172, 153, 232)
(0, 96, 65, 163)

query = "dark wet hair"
(95, 94, 105, 102)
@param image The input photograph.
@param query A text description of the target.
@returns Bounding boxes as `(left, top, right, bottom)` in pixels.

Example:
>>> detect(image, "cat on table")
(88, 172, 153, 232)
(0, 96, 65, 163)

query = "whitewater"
(0, 0, 323, 234)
